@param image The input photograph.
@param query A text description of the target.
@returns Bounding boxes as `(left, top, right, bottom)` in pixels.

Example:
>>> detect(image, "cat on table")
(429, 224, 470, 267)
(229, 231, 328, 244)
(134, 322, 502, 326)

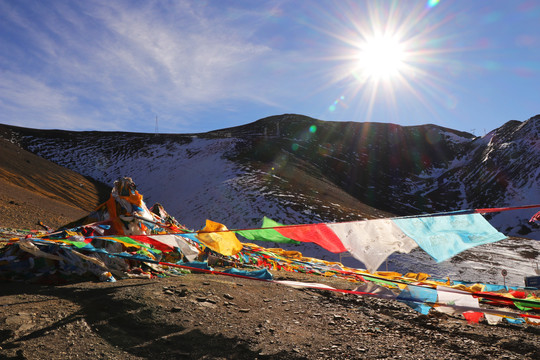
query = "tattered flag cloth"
(436, 286, 480, 316)
(59, 177, 189, 236)
(396, 285, 438, 315)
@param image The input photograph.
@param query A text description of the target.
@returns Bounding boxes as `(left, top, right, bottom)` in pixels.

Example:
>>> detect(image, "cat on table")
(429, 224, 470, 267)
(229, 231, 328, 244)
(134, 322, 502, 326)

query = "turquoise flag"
(393, 213, 506, 263)
(396, 285, 438, 315)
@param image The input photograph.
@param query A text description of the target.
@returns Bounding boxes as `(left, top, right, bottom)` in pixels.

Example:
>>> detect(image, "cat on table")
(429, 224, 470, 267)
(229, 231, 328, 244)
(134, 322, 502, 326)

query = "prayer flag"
(327, 219, 418, 273)
(197, 220, 243, 256)
(274, 223, 347, 253)
(396, 285, 437, 315)
(236, 217, 299, 244)
(129, 235, 175, 252)
(392, 213, 506, 263)
(462, 311, 484, 323)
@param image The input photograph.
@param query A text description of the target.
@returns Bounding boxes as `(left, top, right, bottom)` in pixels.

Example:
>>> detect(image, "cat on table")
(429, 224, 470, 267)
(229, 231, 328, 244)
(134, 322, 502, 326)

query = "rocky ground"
(1, 269, 539, 360)
(1, 139, 539, 359)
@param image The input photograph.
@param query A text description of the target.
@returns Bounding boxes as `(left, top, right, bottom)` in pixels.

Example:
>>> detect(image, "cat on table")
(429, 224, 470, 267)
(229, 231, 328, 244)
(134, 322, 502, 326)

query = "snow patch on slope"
(10, 118, 539, 287)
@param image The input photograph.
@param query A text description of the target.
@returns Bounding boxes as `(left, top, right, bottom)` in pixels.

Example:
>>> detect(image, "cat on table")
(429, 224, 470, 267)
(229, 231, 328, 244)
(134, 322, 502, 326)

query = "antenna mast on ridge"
(155, 116, 159, 135)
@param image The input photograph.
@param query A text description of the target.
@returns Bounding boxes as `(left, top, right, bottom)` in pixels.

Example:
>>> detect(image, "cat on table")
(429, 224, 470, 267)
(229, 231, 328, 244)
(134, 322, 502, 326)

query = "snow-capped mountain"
(1, 114, 539, 285)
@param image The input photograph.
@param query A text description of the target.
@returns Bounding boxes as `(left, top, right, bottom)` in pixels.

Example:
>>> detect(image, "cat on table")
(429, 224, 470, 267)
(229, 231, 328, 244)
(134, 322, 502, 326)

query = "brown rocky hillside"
(0, 138, 110, 229)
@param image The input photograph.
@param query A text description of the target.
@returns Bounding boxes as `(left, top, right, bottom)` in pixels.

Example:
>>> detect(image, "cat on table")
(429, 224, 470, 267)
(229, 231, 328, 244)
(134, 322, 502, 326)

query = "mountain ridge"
(0, 114, 538, 239)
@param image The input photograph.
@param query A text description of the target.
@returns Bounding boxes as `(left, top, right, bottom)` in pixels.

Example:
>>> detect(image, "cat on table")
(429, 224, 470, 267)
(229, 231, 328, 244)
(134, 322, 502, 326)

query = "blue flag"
(393, 213, 506, 263)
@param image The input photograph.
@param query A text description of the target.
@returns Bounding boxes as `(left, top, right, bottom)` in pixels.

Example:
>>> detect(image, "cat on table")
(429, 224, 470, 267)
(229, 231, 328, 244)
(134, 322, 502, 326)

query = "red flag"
(529, 210, 540, 223)
(274, 223, 347, 253)
(462, 311, 484, 324)
(129, 235, 175, 252)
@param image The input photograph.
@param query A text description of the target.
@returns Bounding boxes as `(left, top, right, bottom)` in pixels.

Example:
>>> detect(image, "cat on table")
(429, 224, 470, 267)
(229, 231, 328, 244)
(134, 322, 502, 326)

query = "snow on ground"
(85, 137, 304, 230)
(39, 136, 327, 230)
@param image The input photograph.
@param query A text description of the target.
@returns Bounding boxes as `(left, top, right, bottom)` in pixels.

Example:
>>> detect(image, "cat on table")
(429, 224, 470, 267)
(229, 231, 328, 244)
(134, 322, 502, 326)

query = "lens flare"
(328, 95, 346, 112)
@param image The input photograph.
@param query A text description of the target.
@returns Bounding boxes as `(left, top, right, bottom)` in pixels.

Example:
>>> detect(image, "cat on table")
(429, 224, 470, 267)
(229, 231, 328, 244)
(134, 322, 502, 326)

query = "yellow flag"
(196, 220, 243, 256)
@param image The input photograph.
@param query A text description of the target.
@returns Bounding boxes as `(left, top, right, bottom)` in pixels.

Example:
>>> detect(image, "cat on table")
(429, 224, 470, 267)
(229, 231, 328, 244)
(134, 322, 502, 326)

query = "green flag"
(236, 217, 300, 244)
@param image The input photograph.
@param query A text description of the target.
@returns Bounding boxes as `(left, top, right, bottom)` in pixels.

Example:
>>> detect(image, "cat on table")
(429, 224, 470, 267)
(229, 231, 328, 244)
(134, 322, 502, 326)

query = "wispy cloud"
(0, 0, 297, 132)
(0, 72, 76, 129)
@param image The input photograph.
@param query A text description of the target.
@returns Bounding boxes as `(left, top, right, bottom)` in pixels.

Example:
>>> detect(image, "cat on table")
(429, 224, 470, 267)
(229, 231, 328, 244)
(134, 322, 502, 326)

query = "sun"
(356, 35, 407, 81)
(311, 1, 458, 122)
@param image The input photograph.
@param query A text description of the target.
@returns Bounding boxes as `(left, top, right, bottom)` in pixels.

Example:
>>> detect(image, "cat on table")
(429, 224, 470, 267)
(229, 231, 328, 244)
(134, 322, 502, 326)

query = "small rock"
(223, 293, 234, 300)
(198, 302, 216, 309)
(239, 308, 250, 313)
(176, 289, 188, 297)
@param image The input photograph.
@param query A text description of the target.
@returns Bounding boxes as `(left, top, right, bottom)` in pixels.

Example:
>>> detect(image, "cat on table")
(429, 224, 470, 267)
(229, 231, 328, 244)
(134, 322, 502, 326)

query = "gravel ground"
(1, 268, 539, 360)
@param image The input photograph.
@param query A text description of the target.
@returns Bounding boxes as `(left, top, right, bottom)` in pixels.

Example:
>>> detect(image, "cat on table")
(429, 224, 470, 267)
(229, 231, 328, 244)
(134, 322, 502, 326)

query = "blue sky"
(1, 0, 539, 135)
